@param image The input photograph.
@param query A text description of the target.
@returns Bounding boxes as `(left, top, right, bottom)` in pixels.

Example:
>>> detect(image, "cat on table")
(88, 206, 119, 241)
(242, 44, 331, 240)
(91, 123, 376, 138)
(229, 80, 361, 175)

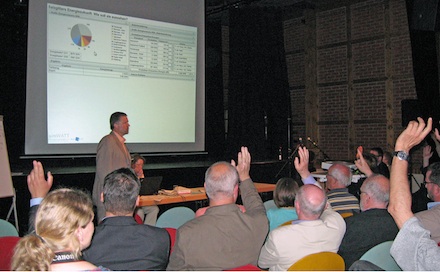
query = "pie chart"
(71, 24, 92, 47)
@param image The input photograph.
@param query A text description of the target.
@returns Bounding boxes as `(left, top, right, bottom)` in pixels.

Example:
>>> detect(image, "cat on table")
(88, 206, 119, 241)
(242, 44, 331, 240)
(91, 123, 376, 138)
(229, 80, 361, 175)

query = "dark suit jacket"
(377, 162, 390, 178)
(83, 216, 170, 271)
(338, 209, 398, 268)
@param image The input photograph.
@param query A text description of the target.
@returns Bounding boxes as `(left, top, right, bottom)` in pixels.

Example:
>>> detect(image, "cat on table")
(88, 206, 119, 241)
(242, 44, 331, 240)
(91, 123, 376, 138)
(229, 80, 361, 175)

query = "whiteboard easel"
(0, 116, 19, 232)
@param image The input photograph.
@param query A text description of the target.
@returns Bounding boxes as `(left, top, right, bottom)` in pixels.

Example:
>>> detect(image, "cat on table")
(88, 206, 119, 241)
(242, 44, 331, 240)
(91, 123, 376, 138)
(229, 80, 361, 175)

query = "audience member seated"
(411, 144, 433, 213)
(388, 117, 440, 270)
(325, 163, 360, 214)
(414, 161, 440, 244)
(300, 160, 358, 216)
(258, 184, 346, 271)
(12, 188, 105, 271)
(370, 147, 390, 178)
(357, 152, 378, 176)
(132, 154, 160, 226)
(294, 146, 359, 216)
(26, 162, 170, 271)
(338, 172, 398, 268)
(83, 168, 170, 270)
(266, 177, 299, 231)
(166, 147, 269, 270)
(382, 150, 392, 170)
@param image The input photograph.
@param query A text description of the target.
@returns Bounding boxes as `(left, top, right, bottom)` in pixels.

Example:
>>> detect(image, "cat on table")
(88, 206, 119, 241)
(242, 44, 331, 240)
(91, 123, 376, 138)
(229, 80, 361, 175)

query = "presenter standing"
(93, 112, 131, 222)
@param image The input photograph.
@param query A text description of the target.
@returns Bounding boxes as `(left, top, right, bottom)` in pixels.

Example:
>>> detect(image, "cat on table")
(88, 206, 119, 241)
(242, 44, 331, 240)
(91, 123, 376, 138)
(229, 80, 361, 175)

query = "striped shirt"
(327, 188, 360, 214)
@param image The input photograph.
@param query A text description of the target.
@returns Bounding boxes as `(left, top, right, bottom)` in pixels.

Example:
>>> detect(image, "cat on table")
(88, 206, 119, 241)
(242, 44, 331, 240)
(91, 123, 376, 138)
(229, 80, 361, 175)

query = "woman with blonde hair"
(12, 188, 107, 271)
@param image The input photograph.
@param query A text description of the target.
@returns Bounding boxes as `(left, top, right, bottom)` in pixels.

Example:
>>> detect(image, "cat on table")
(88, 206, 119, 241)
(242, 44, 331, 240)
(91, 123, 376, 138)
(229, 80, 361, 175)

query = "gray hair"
(427, 162, 440, 186)
(295, 185, 327, 217)
(329, 164, 352, 187)
(204, 161, 239, 199)
(103, 168, 140, 215)
(362, 174, 389, 204)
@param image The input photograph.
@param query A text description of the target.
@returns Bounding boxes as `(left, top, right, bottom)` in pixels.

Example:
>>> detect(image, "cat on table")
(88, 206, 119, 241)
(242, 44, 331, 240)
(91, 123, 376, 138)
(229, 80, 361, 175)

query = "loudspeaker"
(401, 99, 428, 127)
(410, 0, 440, 31)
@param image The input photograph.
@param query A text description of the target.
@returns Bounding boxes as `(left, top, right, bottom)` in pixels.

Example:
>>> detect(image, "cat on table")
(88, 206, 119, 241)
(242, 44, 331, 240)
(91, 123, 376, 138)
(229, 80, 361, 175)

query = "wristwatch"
(393, 151, 409, 161)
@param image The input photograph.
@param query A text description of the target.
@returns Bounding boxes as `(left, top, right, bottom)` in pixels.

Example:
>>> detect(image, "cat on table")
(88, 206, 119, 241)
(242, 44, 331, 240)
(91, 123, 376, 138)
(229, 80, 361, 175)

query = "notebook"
(139, 176, 163, 196)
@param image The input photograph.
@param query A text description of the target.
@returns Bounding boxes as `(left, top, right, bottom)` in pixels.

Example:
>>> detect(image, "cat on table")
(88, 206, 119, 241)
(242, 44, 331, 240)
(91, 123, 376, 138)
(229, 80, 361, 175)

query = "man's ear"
(100, 192, 104, 203)
(434, 184, 440, 196)
(136, 196, 140, 207)
(295, 199, 301, 214)
(233, 184, 239, 199)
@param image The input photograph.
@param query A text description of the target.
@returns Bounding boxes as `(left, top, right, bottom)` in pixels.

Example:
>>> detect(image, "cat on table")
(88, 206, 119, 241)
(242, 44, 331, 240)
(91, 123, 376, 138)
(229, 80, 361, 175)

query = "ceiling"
(206, 0, 318, 19)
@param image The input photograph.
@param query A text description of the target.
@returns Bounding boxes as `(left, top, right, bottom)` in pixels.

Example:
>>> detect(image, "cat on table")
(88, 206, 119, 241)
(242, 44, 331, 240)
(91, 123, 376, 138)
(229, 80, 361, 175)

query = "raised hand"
(231, 146, 251, 181)
(294, 146, 310, 179)
(27, 160, 53, 199)
(395, 117, 432, 152)
(354, 149, 373, 177)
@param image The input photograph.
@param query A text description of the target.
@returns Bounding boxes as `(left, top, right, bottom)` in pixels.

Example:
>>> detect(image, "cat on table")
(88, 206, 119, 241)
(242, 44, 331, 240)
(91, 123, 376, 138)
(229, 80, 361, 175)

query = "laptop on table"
(139, 176, 163, 196)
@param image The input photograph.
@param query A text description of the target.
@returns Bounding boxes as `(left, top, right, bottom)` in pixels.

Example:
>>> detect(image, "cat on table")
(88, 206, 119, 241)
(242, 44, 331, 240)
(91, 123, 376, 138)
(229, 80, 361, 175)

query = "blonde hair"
(12, 188, 93, 271)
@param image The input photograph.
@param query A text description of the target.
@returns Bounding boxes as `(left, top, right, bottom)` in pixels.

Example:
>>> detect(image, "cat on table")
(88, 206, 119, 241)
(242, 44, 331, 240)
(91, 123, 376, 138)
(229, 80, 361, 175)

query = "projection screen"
(25, 0, 205, 155)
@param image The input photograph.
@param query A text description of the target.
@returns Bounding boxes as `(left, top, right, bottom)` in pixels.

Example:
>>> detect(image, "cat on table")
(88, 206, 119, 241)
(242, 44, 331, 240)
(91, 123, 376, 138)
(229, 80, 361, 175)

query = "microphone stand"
(275, 143, 301, 179)
(307, 138, 331, 161)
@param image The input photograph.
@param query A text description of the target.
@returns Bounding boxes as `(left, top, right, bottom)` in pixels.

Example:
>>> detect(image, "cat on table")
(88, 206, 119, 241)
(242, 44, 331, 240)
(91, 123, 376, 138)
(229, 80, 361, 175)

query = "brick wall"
(283, 0, 421, 169)
(221, 0, 421, 170)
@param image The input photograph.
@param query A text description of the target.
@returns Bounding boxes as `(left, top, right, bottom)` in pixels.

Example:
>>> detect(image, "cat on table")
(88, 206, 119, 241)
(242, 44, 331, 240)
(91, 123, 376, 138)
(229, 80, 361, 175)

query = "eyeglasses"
(422, 181, 438, 187)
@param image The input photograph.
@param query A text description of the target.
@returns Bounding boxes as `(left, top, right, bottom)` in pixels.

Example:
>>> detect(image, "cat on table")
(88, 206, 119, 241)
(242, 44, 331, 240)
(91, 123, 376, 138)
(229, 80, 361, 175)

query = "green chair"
(288, 251, 345, 271)
(0, 219, 18, 237)
(360, 241, 401, 271)
(156, 206, 195, 228)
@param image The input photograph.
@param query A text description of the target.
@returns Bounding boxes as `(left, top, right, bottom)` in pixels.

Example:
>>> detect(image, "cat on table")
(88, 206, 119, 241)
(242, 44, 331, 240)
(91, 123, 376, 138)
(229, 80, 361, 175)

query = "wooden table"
(138, 182, 275, 206)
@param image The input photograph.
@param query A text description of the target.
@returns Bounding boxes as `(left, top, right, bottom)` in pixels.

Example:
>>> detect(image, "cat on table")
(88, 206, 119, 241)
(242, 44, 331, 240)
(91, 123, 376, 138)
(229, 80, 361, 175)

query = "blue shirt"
(427, 201, 440, 210)
(266, 207, 298, 231)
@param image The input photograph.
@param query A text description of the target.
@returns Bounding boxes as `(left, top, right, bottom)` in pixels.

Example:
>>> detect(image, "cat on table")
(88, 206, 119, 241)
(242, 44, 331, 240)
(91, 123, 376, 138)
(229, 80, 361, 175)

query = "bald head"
(327, 164, 352, 189)
(295, 184, 327, 220)
(204, 161, 239, 203)
(360, 174, 390, 211)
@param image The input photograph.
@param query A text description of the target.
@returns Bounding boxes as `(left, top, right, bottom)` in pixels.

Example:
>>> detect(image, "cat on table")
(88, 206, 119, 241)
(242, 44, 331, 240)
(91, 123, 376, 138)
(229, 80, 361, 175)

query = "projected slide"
(46, 3, 197, 145)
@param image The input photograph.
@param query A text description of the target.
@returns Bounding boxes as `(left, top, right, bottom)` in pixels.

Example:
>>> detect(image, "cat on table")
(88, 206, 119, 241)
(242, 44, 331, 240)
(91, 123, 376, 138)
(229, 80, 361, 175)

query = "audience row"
(10, 119, 440, 270)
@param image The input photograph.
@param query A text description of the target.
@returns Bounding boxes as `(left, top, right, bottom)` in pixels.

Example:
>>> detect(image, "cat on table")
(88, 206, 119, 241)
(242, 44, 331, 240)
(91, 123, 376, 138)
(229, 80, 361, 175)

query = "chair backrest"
(340, 212, 353, 218)
(263, 199, 276, 211)
(280, 220, 292, 227)
(0, 236, 21, 270)
(360, 241, 401, 271)
(164, 227, 177, 254)
(134, 214, 143, 224)
(288, 252, 345, 271)
(156, 206, 195, 228)
(0, 219, 18, 237)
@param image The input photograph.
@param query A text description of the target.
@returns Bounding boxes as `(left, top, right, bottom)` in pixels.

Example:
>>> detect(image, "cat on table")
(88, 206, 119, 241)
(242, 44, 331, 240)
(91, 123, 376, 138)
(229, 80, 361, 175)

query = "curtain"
(227, 7, 289, 161)
(206, 20, 226, 159)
